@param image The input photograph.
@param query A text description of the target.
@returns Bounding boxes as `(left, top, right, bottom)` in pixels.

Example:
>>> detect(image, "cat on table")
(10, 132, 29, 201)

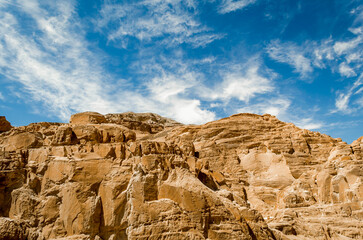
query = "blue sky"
(0, 0, 362, 143)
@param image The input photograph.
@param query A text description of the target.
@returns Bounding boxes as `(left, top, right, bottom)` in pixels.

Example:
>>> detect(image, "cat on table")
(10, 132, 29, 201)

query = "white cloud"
(219, 66, 273, 101)
(200, 63, 274, 103)
(162, 98, 215, 124)
(0, 1, 276, 125)
(335, 93, 351, 112)
(148, 74, 194, 102)
(349, 26, 363, 35)
(218, 0, 257, 14)
(267, 40, 313, 78)
(0, 0, 217, 125)
(338, 62, 356, 77)
(236, 95, 324, 131)
(295, 118, 323, 130)
(97, 0, 222, 48)
(0, 1, 144, 121)
(210, 102, 221, 108)
(145, 68, 216, 124)
(0, 92, 4, 101)
(329, 7, 363, 113)
(137, 55, 277, 124)
(357, 95, 363, 108)
(312, 38, 335, 68)
(237, 98, 290, 117)
(333, 36, 362, 56)
(334, 74, 363, 113)
(267, 6, 363, 115)
(346, 52, 361, 63)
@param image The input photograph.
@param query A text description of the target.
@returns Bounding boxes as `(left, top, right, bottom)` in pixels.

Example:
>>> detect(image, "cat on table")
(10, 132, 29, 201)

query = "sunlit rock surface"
(0, 112, 362, 240)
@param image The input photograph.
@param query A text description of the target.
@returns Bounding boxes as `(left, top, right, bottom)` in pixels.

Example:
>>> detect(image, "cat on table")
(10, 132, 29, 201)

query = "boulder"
(70, 112, 107, 124)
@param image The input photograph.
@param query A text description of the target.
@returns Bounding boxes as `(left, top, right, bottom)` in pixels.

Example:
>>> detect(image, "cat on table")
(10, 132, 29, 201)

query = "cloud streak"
(334, 73, 363, 114)
(0, 0, 267, 125)
(266, 40, 313, 78)
(200, 62, 274, 103)
(97, 0, 223, 48)
(0, 0, 141, 120)
(218, 0, 257, 14)
(267, 6, 363, 114)
(0, 0, 361, 139)
(237, 98, 290, 118)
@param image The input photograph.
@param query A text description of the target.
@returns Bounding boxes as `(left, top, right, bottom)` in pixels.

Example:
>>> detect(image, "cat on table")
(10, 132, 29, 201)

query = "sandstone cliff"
(0, 112, 362, 240)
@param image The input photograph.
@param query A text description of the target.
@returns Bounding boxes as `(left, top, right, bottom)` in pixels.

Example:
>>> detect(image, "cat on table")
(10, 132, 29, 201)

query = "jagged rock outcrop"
(0, 116, 12, 132)
(0, 111, 362, 240)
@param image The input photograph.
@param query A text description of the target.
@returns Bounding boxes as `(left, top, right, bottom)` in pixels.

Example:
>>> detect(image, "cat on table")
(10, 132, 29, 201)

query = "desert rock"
(0, 116, 11, 132)
(0, 112, 362, 239)
(70, 112, 108, 124)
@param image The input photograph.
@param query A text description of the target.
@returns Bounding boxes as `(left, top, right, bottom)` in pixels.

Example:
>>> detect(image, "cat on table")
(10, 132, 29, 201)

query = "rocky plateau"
(0, 112, 362, 240)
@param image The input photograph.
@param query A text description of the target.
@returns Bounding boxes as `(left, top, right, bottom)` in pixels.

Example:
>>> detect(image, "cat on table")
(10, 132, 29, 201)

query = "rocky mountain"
(0, 112, 362, 240)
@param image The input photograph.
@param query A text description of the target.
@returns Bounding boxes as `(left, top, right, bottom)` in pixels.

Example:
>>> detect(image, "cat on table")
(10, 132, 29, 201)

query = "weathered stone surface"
(3, 132, 41, 151)
(0, 112, 362, 239)
(105, 112, 181, 133)
(70, 112, 107, 124)
(0, 116, 12, 132)
(0, 217, 27, 240)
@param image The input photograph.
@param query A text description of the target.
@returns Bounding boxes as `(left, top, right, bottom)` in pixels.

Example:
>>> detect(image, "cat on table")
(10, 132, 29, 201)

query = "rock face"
(0, 111, 362, 240)
(0, 116, 12, 132)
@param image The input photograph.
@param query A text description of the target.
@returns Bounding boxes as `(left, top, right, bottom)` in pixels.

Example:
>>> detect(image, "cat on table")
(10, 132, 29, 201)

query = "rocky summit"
(0, 112, 362, 240)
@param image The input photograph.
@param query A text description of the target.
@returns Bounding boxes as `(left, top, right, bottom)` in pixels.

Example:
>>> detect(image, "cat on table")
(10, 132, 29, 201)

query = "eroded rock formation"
(0, 112, 362, 240)
(0, 116, 12, 133)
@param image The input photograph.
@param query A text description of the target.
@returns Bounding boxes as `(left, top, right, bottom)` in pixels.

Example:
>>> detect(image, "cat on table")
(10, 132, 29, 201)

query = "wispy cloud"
(199, 60, 275, 103)
(331, 7, 363, 113)
(133, 55, 276, 124)
(142, 59, 216, 124)
(0, 0, 361, 136)
(147, 73, 216, 124)
(218, 0, 257, 14)
(333, 36, 362, 56)
(0, 0, 270, 125)
(334, 73, 363, 114)
(267, 34, 361, 79)
(266, 40, 313, 78)
(339, 62, 356, 77)
(237, 97, 290, 118)
(295, 118, 323, 130)
(0, 92, 4, 101)
(96, 0, 222, 48)
(0, 0, 142, 120)
(266, 5, 363, 115)
(236, 96, 324, 130)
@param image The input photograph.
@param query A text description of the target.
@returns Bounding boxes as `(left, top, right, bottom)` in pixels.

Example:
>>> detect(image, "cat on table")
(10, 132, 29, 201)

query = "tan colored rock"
(51, 126, 78, 146)
(105, 112, 181, 133)
(3, 132, 41, 151)
(70, 112, 107, 124)
(59, 183, 101, 237)
(0, 112, 362, 239)
(9, 187, 39, 225)
(0, 217, 27, 240)
(0, 116, 12, 132)
(71, 125, 101, 144)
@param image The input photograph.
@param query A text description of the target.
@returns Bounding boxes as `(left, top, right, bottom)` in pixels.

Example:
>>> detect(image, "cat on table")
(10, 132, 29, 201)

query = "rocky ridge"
(0, 112, 362, 240)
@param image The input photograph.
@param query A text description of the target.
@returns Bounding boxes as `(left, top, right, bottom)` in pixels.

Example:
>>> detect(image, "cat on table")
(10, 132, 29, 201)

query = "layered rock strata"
(0, 112, 362, 240)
